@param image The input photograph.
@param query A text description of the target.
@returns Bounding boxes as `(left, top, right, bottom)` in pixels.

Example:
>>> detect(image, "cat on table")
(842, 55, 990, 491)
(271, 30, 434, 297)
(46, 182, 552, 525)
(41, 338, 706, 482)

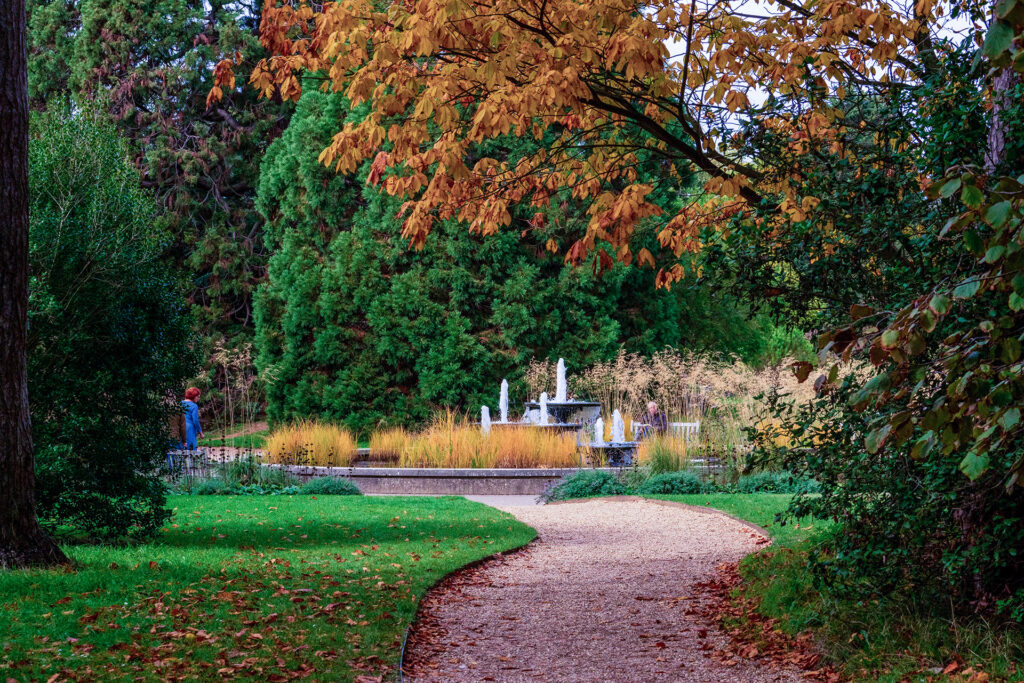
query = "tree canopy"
(30, 0, 291, 352)
(210, 0, 963, 282)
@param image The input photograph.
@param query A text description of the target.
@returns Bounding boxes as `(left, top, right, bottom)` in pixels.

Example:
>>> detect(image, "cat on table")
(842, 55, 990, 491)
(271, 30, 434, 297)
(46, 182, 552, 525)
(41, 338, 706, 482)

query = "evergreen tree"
(27, 0, 290, 360)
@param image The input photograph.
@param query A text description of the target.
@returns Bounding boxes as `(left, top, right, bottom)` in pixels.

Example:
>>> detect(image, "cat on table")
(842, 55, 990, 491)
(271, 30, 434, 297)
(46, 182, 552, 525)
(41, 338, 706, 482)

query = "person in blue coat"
(182, 387, 204, 450)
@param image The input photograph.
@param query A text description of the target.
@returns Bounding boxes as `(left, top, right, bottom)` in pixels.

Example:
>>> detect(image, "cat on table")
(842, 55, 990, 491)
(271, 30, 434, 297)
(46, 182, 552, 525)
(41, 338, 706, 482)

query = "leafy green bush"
(192, 478, 229, 496)
(730, 471, 820, 494)
(192, 477, 303, 496)
(29, 109, 198, 541)
(541, 470, 628, 502)
(299, 477, 362, 496)
(638, 471, 715, 495)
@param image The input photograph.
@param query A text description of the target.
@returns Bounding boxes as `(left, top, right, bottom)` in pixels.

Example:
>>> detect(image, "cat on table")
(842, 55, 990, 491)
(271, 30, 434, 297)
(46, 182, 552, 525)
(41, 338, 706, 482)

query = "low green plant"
(730, 471, 820, 494)
(542, 468, 818, 501)
(220, 456, 299, 488)
(192, 478, 229, 495)
(541, 470, 628, 502)
(180, 456, 303, 495)
(638, 471, 714, 495)
(299, 477, 362, 495)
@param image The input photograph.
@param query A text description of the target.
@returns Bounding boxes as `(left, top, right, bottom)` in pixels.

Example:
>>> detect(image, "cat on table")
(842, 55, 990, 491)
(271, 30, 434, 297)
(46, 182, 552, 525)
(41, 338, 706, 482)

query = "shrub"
(541, 470, 628, 502)
(264, 421, 358, 466)
(300, 477, 362, 496)
(765, 370, 1024, 620)
(731, 471, 820, 494)
(193, 478, 229, 495)
(637, 471, 715, 495)
(29, 110, 199, 541)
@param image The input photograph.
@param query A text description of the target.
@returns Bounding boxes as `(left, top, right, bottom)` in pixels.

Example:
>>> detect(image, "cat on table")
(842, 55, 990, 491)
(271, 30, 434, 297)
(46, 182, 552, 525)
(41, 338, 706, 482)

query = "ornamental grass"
(378, 411, 580, 468)
(264, 420, 358, 467)
(368, 427, 410, 463)
(524, 350, 827, 466)
(635, 434, 692, 473)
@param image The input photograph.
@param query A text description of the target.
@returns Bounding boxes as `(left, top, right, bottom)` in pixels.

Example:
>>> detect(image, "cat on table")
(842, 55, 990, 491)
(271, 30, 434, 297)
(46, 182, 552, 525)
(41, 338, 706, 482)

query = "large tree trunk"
(0, 0, 68, 569)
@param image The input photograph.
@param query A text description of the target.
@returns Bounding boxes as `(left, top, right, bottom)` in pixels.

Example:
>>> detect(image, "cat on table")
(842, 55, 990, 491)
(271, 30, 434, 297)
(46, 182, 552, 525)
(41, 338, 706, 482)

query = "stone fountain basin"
(523, 401, 602, 425)
(586, 442, 638, 467)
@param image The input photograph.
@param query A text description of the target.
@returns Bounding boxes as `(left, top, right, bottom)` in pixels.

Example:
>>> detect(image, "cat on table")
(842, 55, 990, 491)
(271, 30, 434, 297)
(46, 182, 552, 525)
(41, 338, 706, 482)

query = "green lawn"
(648, 493, 1024, 682)
(0, 495, 535, 681)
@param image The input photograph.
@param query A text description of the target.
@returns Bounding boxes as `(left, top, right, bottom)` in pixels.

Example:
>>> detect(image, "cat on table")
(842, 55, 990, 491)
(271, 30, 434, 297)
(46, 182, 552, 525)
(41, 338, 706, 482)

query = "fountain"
(611, 410, 625, 442)
(487, 378, 533, 433)
(523, 358, 601, 427)
(499, 379, 509, 423)
(478, 358, 637, 467)
(555, 359, 567, 402)
(481, 406, 491, 435)
(586, 408, 639, 467)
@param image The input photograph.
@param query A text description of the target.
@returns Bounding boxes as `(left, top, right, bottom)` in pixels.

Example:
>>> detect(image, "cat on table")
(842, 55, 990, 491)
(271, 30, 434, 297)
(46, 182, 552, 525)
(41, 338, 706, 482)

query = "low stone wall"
(266, 465, 600, 495)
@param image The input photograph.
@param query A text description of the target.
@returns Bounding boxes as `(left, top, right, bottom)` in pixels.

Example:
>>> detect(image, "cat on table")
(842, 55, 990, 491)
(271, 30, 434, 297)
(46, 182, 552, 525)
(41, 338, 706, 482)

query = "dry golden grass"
(525, 349, 830, 462)
(377, 411, 580, 468)
(264, 420, 358, 467)
(635, 433, 692, 471)
(527, 349, 818, 423)
(368, 427, 411, 463)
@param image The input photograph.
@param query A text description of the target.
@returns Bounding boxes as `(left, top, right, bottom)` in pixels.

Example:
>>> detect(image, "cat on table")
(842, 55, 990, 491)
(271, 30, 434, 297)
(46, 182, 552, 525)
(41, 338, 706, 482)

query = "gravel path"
(404, 497, 803, 682)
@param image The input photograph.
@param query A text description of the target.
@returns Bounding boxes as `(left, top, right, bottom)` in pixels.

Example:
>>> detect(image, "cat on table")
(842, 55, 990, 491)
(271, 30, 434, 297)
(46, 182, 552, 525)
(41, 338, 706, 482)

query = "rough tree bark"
(0, 0, 68, 569)
(984, 67, 1020, 173)
(984, 0, 1021, 174)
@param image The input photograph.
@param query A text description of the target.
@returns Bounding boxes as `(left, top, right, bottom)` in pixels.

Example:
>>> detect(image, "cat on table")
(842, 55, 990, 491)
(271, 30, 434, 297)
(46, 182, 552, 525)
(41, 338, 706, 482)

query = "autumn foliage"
(210, 0, 947, 282)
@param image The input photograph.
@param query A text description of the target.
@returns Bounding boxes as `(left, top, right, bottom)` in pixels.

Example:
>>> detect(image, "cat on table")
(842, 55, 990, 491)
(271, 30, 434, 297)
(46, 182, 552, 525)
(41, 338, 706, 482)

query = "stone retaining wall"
(265, 465, 604, 495)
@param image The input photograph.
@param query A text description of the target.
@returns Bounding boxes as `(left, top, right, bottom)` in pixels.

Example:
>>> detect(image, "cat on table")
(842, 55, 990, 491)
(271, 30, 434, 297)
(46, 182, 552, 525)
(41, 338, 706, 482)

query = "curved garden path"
(403, 497, 806, 682)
